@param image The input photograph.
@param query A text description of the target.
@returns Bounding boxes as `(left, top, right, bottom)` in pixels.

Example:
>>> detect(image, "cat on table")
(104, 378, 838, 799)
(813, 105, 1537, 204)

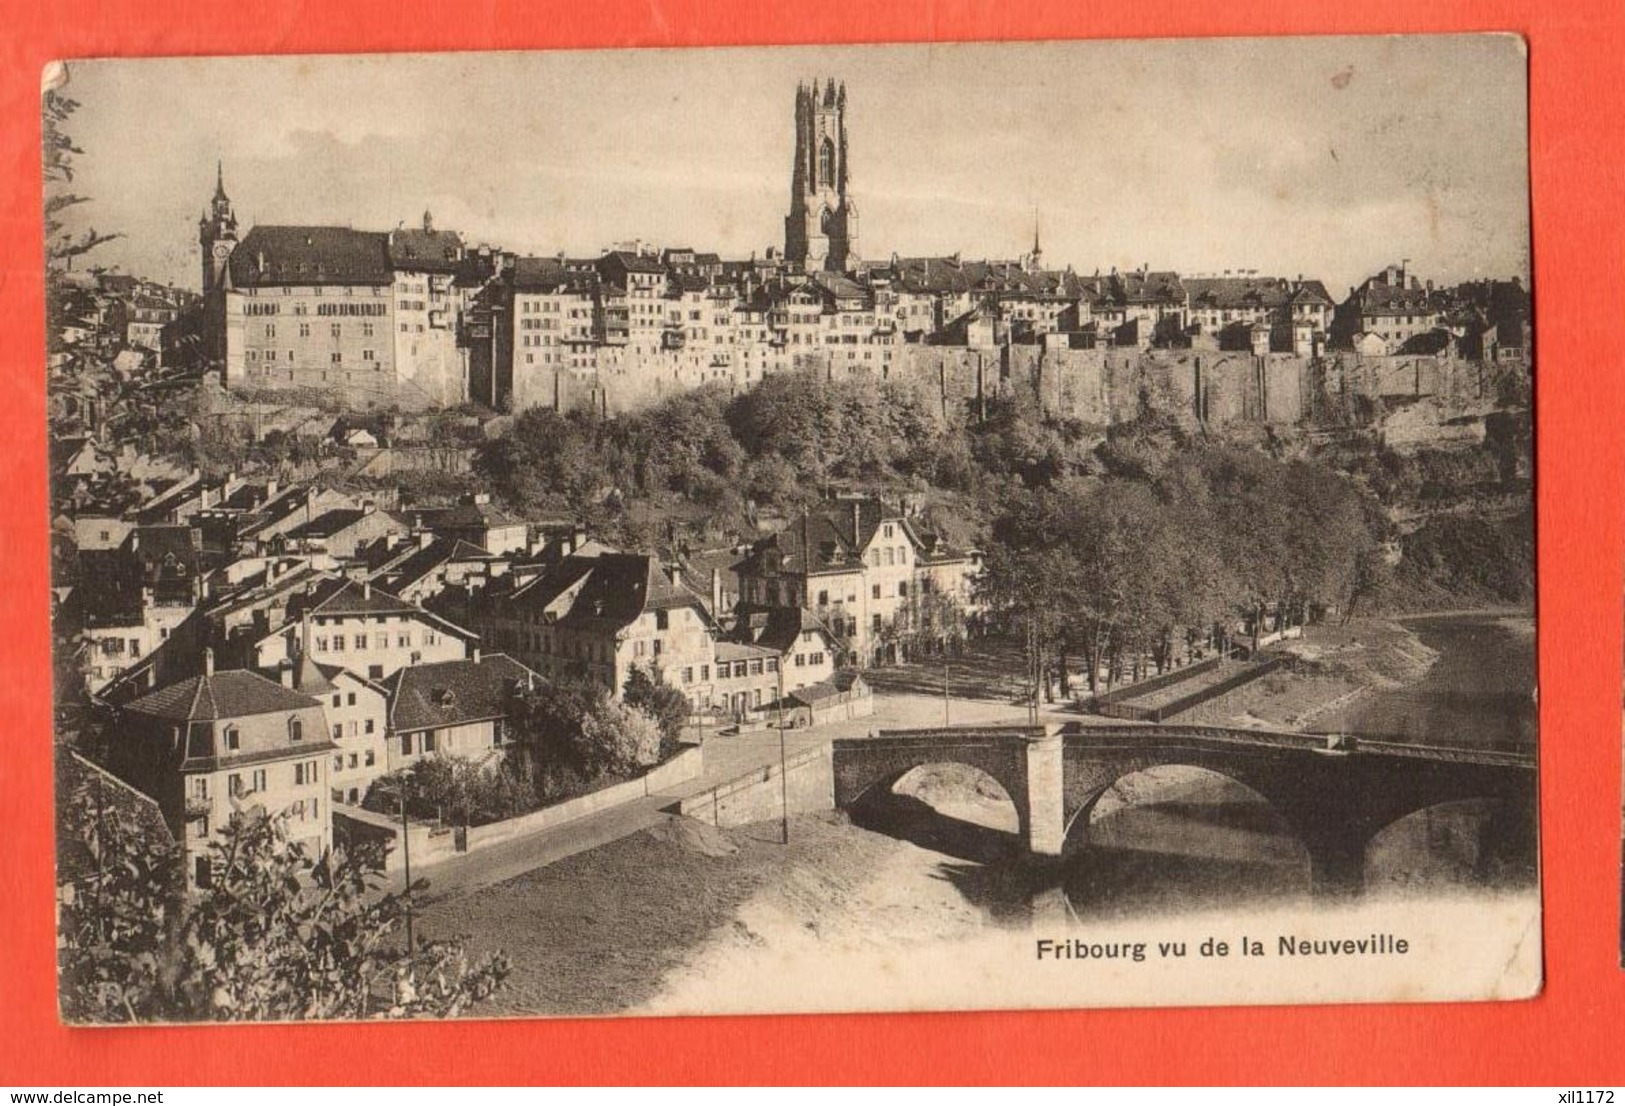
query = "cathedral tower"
(199, 161, 238, 294)
(785, 79, 859, 272)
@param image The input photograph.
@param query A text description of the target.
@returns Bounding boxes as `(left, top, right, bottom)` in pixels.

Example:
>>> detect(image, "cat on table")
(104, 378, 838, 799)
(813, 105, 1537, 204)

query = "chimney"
(362, 580, 372, 600)
(129, 530, 140, 553)
(711, 567, 723, 615)
(203, 647, 215, 677)
(419, 531, 434, 549)
(279, 665, 294, 688)
(472, 646, 482, 665)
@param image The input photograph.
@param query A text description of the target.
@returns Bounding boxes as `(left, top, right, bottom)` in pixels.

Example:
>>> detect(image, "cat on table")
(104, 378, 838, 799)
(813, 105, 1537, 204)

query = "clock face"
(213, 243, 232, 259)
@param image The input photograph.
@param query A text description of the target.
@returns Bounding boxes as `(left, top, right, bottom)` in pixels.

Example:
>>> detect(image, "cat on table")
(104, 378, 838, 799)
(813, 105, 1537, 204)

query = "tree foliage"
(43, 87, 122, 271)
(56, 782, 508, 1023)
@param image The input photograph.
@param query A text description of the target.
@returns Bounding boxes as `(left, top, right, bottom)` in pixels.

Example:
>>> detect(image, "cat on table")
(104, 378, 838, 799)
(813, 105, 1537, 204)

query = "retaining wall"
(675, 743, 835, 829)
(334, 745, 705, 872)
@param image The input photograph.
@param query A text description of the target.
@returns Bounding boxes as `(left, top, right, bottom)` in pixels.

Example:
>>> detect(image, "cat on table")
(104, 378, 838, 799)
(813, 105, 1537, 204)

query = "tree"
(580, 695, 663, 776)
(43, 86, 122, 272)
(56, 789, 508, 1023)
(622, 663, 690, 756)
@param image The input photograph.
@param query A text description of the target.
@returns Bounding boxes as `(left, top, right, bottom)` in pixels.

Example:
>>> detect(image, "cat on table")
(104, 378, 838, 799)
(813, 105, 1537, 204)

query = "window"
(795, 653, 805, 667)
(652, 639, 663, 657)
(355, 633, 368, 650)
(397, 632, 411, 647)
(899, 582, 909, 598)
(223, 725, 240, 751)
(682, 667, 693, 684)
(424, 732, 437, 754)
(873, 614, 883, 632)
(333, 636, 345, 652)
(333, 754, 344, 771)
(872, 584, 881, 600)
(332, 724, 343, 741)
(364, 750, 375, 767)
(349, 753, 359, 769)
(701, 665, 710, 681)
(331, 694, 342, 708)
(766, 658, 778, 673)
(289, 717, 304, 742)
(252, 769, 266, 791)
(750, 659, 763, 676)
(817, 590, 829, 606)
(655, 610, 669, 631)
(347, 692, 356, 706)
(364, 718, 375, 734)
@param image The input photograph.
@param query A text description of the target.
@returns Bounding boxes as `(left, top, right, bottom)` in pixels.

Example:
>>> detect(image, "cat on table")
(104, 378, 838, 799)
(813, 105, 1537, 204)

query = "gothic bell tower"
(785, 79, 859, 273)
(199, 161, 238, 294)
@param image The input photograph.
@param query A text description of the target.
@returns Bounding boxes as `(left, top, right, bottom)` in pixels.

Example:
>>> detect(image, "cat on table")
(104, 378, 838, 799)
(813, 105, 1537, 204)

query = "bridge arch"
(846, 762, 1024, 863)
(1062, 762, 1307, 863)
(832, 734, 1036, 851)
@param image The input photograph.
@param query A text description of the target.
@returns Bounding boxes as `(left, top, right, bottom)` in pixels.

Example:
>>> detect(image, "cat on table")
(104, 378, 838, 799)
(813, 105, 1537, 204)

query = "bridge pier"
(1304, 835, 1366, 899)
(1022, 727, 1066, 856)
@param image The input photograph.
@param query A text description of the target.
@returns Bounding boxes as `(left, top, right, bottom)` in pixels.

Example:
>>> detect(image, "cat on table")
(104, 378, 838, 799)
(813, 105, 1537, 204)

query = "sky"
(49, 36, 1530, 295)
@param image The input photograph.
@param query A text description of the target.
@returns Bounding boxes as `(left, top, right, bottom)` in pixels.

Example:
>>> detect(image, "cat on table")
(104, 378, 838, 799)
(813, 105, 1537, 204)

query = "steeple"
(213, 159, 227, 203)
(785, 77, 859, 273)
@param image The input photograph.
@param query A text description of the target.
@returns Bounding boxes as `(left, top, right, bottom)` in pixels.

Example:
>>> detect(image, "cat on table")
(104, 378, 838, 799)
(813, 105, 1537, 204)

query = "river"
(1312, 612, 1536, 749)
(1036, 613, 1534, 917)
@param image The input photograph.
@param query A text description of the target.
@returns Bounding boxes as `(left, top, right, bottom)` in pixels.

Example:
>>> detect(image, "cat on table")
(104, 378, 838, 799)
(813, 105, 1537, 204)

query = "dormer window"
(288, 717, 304, 742)
(222, 725, 240, 752)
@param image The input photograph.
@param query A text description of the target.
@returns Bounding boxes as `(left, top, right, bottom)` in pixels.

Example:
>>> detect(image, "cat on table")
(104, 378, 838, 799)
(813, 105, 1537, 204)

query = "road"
(411, 660, 1072, 904)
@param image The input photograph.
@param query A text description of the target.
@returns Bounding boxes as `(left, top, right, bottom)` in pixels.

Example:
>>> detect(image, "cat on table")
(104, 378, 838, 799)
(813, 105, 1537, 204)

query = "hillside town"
(47, 65, 1537, 1022)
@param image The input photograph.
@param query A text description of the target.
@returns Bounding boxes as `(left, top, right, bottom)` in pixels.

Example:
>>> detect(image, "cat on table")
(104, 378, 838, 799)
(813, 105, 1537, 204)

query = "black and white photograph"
(45, 35, 1536, 1022)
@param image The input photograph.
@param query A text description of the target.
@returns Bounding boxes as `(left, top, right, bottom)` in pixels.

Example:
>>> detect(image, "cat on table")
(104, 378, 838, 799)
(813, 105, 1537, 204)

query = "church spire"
(214, 159, 228, 203)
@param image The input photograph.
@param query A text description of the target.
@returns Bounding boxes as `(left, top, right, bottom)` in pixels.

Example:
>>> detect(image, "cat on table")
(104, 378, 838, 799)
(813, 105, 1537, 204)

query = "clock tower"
(199, 161, 238, 294)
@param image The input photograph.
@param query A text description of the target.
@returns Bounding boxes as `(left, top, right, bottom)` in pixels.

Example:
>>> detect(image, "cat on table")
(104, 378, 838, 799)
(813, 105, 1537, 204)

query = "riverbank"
(1173, 617, 1440, 731)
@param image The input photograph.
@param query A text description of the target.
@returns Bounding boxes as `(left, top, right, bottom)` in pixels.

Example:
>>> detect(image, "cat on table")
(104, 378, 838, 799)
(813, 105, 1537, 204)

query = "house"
(281, 504, 407, 559)
(782, 669, 873, 728)
(733, 497, 980, 666)
(448, 552, 718, 702)
(412, 493, 528, 554)
(69, 526, 208, 694)
(279, 653, 390, 806)
(259, 577, 477, 681)
(726, 605, 841, 693)
(110, 651, 335, 890)
(382, 652, 544, 771)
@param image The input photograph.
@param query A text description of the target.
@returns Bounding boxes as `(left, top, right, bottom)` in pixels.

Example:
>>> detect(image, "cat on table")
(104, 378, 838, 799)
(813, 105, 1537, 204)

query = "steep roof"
(384, 653, 542, 733)
(512, 257, 600, 294)
(387, 227, 464, 273)
(729, 605, 839, 654)
(124, 668, 320, 723)
(229, 226, 393, 288)
(556, 554, 700, 629)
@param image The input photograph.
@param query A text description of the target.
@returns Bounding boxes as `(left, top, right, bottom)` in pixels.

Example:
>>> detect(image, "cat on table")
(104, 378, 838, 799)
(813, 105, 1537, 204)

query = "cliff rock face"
(513, 344, 1530, 452)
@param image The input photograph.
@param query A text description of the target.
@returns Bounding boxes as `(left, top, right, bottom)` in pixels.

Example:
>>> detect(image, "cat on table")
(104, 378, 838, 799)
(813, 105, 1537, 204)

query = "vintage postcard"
(46, 35, 1535, 1022)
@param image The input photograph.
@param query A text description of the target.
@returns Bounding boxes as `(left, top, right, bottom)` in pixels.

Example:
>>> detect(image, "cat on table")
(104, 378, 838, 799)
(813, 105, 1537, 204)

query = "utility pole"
(398, 775, 414, 957)
(943, 645, 951, 726)
(777, 663, 789, 845)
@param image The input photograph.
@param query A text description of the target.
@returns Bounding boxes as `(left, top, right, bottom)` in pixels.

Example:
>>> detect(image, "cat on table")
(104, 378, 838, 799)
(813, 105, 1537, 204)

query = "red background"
(1, 0, 1620, 1085)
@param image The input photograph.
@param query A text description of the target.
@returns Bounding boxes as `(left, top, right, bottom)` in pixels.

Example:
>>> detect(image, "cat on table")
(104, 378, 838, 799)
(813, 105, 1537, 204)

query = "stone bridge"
(830, 723, 1536, 895)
